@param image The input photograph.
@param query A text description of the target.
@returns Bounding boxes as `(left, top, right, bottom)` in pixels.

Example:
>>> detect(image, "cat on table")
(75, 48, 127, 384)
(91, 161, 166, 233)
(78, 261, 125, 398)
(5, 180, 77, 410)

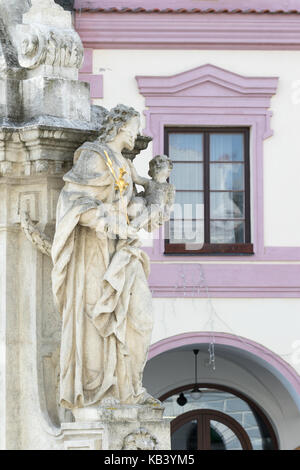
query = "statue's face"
(119, 116, 140, 151)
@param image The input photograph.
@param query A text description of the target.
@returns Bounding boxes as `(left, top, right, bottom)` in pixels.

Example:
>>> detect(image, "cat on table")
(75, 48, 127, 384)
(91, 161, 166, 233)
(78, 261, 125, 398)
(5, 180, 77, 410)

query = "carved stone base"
(62, 405, 171, 450)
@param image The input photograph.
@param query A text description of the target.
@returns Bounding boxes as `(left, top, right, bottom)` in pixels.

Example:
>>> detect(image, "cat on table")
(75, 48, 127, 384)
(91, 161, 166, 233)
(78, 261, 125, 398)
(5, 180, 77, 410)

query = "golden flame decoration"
(103, 150, 130, 224)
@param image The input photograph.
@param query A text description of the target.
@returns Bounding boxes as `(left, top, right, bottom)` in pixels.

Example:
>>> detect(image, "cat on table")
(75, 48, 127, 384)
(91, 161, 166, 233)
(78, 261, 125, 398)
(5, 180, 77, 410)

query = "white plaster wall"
(93, 49, 300, 247)
(151, 297, 300, 376)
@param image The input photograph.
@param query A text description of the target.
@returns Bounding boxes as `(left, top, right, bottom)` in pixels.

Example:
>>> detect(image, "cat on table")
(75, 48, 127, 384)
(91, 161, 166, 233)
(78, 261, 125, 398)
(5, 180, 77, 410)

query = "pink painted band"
(76, 12, 300, 50)
(74, 0, 300, 14)
(148, 332, 300, 395)
(147, 263, 300, 298)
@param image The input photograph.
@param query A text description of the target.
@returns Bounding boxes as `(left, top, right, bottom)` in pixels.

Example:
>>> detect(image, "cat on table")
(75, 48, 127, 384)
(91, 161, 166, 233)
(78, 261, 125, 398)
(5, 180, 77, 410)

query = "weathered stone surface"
(0, 18, 21, 74)
(23, 0, 72, 29)
(22, 77, 90, 121)
(0, 0, 31, 28)
(0, 105, 151, 179)
(62, 423, 104, 450)
(0, 18, 24, 120)
(63, 405, 171, 450)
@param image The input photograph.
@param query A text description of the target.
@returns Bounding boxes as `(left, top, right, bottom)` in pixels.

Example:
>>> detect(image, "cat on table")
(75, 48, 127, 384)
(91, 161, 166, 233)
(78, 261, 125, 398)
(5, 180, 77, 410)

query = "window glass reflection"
(169, 133, 203, 161)
(210, 134, 244, 161)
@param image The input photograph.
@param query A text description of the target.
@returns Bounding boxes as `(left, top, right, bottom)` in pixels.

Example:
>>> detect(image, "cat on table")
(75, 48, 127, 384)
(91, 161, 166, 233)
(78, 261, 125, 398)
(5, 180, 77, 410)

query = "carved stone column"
(0, 0, 98, 450)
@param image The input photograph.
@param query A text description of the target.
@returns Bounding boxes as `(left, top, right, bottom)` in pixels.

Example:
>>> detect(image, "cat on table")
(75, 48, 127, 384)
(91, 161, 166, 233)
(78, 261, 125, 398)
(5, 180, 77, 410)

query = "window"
(165, 127, 253, 254)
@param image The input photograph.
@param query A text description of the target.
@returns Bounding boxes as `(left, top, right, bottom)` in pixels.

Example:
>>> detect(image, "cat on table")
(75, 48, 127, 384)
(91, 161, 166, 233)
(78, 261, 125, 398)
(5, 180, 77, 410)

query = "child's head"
(148, 155, 173, 182)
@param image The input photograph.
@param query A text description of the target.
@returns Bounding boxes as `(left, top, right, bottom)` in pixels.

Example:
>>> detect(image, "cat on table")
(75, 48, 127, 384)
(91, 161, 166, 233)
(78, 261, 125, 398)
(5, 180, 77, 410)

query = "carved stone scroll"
(17, 24, 83, 71)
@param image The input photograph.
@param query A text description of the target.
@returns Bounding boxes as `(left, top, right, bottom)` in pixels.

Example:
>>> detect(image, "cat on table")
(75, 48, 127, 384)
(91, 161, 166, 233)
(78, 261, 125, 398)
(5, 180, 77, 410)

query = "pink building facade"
(75, 0, 300, 450)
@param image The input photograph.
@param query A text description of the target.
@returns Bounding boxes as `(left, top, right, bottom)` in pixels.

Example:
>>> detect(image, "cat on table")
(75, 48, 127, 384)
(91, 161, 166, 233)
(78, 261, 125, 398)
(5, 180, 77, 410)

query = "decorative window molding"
(74, 0, 300, 13)
(136, 64, 278, 261)
(75, 12, 300, 50)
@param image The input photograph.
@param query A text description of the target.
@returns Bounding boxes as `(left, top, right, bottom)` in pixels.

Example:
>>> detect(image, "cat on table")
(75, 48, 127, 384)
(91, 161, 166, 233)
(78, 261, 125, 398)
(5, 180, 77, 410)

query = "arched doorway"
(160, 384, 278, 450)
(171, 409, 252, 450)
(144, 333, 300, 449)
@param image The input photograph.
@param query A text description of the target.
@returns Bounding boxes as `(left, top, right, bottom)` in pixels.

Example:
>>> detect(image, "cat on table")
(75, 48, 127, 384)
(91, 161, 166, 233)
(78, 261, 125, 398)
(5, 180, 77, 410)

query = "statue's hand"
(105, 212, 128, 239)
(127, 224, 139, 239)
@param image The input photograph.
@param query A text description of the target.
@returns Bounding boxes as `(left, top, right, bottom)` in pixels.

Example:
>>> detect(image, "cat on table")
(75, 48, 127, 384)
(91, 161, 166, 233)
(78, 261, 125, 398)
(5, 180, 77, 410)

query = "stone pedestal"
(62, 405, 171, 450)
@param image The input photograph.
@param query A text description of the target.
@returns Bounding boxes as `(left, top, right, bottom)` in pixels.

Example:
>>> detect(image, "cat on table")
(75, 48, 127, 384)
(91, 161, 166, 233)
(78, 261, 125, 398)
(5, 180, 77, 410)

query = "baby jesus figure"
(127, 154, 175, 232)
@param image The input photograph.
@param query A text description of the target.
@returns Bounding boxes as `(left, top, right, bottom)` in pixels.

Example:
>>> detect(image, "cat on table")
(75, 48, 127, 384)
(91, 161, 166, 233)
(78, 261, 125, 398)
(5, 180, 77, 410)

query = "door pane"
(169, 133, 203, 161)
(210, 134, 244, 161)
(171, 420, 198, 450)
(210, 421, 243, 450)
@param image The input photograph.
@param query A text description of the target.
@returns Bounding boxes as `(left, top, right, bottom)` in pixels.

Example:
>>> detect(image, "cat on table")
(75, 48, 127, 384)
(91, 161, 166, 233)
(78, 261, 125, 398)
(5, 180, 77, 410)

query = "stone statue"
(128, 154, 175, 232)
(51, 104, 174, 412)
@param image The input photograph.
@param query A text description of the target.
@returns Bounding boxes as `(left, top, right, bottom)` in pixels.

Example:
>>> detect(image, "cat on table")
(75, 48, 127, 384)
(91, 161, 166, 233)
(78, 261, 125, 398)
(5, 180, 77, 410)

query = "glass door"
(171, 409, 252, 450)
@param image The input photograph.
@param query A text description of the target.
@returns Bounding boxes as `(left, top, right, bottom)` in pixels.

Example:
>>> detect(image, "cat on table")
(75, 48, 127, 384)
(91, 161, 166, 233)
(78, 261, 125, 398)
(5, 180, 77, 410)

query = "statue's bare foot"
(138, 392, 162, 407)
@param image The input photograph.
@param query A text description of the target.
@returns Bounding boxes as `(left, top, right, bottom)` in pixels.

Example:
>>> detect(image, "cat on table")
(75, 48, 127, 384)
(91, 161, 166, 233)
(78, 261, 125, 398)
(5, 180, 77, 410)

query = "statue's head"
(148, 154, 173, 182)
(98, 104, 140, 151)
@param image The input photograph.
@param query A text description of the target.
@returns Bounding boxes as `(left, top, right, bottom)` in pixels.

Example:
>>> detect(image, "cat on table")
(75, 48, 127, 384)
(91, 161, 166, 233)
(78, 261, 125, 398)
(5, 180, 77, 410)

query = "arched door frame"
(171, 408, 253, 450)
(160, 382, 279, 450)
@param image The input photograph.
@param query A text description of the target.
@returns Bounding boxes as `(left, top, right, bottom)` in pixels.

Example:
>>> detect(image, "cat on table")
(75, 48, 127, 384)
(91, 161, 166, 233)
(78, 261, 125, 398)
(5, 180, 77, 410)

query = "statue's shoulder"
(73, 140, 109, 164)
(64, 141, 110, 184)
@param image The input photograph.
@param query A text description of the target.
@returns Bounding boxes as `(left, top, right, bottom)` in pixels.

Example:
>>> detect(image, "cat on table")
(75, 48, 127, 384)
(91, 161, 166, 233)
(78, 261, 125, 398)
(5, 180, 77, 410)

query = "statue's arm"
(128, 160, 150, 187)
(79, 209, 100, 230)
(79, 200, 129, 239)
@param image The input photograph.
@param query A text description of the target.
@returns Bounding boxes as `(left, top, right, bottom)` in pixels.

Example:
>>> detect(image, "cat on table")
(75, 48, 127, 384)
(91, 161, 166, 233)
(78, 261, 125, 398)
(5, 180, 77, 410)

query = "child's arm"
(128, 160, 150, 186)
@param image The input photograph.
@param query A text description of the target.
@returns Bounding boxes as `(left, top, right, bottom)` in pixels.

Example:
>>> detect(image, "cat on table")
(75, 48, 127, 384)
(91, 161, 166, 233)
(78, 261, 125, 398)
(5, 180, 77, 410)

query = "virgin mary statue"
(51, 105, 158, 411)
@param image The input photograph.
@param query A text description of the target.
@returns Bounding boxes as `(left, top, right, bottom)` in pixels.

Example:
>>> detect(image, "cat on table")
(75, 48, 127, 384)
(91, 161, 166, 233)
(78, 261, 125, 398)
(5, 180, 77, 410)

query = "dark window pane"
(210, 192, 244, 219)
(210, 221, 245, 243)
(210, 134, 244, 161)
(169, 133, 203, 161)
(210, 421, 243, 450)
(171, 162, 203, 190)
(210, 163, 244, 191)
(210, 426, 226, 450)
(171, 420, 198, 450)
